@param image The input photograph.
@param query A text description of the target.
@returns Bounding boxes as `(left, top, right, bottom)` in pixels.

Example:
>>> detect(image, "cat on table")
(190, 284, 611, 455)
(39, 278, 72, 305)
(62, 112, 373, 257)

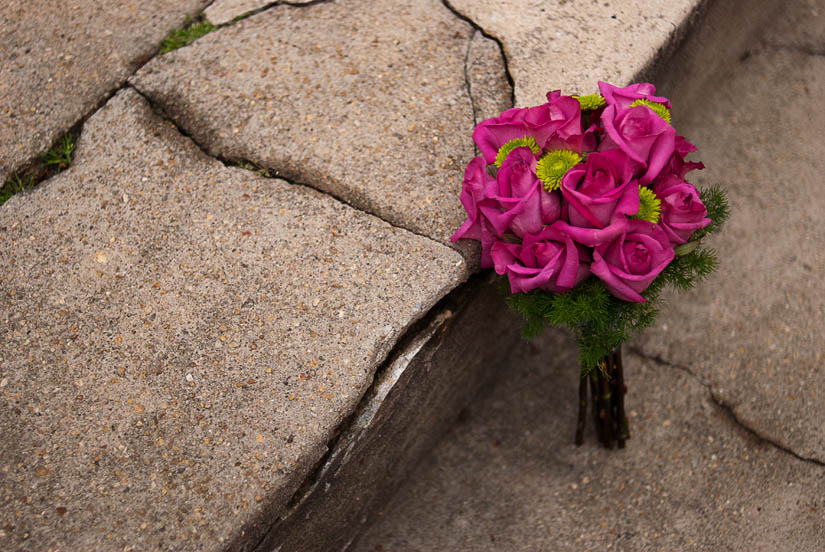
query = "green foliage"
(506, 184, 730, 371)
(40, 134, 75, 172)
(0, 173, 35, 206)
(160, 16, 215, 54)
(1, 133, 77, 207)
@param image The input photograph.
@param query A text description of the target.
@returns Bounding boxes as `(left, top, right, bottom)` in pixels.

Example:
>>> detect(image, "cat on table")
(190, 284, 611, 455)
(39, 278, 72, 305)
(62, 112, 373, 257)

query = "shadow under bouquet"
(452, 81, 729, 449)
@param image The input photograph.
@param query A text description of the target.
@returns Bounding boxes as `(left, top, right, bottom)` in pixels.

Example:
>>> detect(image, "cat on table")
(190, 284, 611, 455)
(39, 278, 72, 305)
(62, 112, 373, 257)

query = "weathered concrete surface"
(0, 0, 209, 183)
(636, 0, 825, 463)
(355, 336, 825, 551)
(256, 275, 522, 551)
(205, 0, 316, 26)
(0, 88, 468, 551)
(131, 0, 511, 249)
(447, 0, 705, 106)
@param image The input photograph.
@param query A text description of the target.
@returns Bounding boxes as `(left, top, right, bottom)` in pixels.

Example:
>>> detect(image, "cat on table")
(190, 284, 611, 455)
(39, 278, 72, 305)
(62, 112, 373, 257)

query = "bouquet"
(452, 82, 729, 448)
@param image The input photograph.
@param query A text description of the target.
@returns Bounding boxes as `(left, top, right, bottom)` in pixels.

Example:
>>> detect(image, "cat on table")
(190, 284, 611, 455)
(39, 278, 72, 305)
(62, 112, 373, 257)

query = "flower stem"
(575, 374, 587, 446)
(575, 347, 630, 449)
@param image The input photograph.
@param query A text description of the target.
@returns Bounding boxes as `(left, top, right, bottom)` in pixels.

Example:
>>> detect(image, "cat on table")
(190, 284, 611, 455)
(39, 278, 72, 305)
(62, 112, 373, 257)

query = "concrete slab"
(0, 0, 209, 183)
(0, 88, 467, 551)
(636, 0, 825, 463)
(355, 335, 825, 551)
(130, 0, 510, 249)
(447, 0, 704, 106)
(205, 0, 316, 26)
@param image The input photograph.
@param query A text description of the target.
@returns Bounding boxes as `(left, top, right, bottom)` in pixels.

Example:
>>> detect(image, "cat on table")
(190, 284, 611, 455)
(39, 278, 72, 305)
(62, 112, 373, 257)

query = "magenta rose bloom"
(451, 156, 499, 267)
(598, 81, 672, 110)
(600, 102, 676, 185)
(590, 219, 675, 302)
(472, 91, 582, 164)
(479, 147, 561, 237)
(554, 149, 639, 246)
(491, 226, 591, 294)
(652, 176, 711, 245)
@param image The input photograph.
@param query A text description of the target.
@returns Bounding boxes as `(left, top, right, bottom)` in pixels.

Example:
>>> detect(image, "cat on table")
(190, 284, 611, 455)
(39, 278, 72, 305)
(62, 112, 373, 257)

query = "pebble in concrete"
(131, 0, 511, 248)
(0, 0, 209, 183)
(448, 0, 702, 106)
(355, 333, 825, 551)
(0, 88, 466, 551)
(637, 0, 825, 463)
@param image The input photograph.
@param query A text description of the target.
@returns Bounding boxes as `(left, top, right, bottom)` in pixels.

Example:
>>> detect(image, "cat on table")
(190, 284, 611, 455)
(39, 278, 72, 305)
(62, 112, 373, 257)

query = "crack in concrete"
(441, 0, 516, 108)
(463, 30, 480, 129)
(762, 42, 825, 58)
(628, 345, 825, 468)
(207, 0, 336, 28)
(127, 85, 467, 264)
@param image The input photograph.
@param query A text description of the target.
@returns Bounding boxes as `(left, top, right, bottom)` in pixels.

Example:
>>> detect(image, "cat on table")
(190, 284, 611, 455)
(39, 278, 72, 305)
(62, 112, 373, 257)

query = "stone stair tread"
(0, 88, 466, 551)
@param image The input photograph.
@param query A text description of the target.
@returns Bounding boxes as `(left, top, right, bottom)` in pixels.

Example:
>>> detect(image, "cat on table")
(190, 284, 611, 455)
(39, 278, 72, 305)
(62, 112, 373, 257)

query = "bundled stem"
(575, 345, 629, 448)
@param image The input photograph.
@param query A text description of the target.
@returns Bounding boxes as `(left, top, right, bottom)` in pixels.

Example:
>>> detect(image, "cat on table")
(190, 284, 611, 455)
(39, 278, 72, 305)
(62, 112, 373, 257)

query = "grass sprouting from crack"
(1, 133, 76, 207)
(159, 15, 215, 54)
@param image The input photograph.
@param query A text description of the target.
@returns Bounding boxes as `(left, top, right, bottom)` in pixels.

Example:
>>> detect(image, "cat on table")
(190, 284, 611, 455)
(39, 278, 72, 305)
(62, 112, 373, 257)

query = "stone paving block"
(636, 0, 825, 463)
(448, 0, 703, 106)
(0, 0, 209, 183)
(355, 335, 825, 551)
(0, 88, 467, 551)
(205, 0, 315, 26)
(130, 0, 510, 249)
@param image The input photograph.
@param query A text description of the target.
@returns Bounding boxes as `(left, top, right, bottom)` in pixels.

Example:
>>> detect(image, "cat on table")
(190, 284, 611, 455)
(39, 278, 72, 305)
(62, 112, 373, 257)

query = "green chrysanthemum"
(536, 149, 582, 192)
(632, 186, 662, 223)
(495, 136, 541, 168)
(630, 98, 671, 124)
(575, 94, 607, 111)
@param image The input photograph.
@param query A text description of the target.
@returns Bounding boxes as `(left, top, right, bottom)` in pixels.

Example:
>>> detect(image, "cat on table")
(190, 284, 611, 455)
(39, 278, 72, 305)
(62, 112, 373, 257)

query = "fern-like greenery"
(506, 184, 730, 373)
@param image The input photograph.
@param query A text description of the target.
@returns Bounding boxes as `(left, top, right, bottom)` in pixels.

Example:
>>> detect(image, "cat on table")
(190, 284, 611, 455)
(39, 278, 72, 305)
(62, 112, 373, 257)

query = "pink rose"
(590, 219, 675, 302)
(598, 81, 672, 110)
(652, 176, 711, 245)
(472, 92, 582, 164)
(600, 103, 676, 185)
(480, 147, 561, 237)
(554, 149, 639, 246)
(491, 227, 591, 294)
(451, 156, 499, 267)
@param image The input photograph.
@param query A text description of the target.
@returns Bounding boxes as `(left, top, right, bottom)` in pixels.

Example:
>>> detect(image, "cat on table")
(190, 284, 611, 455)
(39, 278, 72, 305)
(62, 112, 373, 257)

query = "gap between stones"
(441, 0, 516, 108)
(628, 346, 825, 468)
(126, 86, 463, 256)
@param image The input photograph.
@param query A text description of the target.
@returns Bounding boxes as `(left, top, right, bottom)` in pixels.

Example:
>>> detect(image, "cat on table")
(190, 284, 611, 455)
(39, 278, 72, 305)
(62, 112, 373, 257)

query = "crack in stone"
(762, 42, 825, 58)
(463, 30, 480, 129)
(127, 85, 469, 268)
(441, 0, 516, 108)
(628, 345, 825, 468)
(208, 0, 336, 28)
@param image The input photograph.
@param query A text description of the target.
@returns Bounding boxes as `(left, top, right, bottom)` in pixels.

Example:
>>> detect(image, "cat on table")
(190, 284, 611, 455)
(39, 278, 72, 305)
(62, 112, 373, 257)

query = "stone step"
(356, 0, 825, 547)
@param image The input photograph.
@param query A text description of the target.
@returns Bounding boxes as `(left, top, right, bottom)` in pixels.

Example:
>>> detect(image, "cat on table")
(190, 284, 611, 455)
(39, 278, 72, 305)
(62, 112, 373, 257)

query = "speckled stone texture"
(259, 275, 522, 551)
(130, 0, 511, 249)
(636, 0, 825, 463)
(447, 0, 704, 106)
(0, 0, 208, 183)
(0, 89, 467, 551)
(355, 334, 825, 551)
(205, 0, 316, 26)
